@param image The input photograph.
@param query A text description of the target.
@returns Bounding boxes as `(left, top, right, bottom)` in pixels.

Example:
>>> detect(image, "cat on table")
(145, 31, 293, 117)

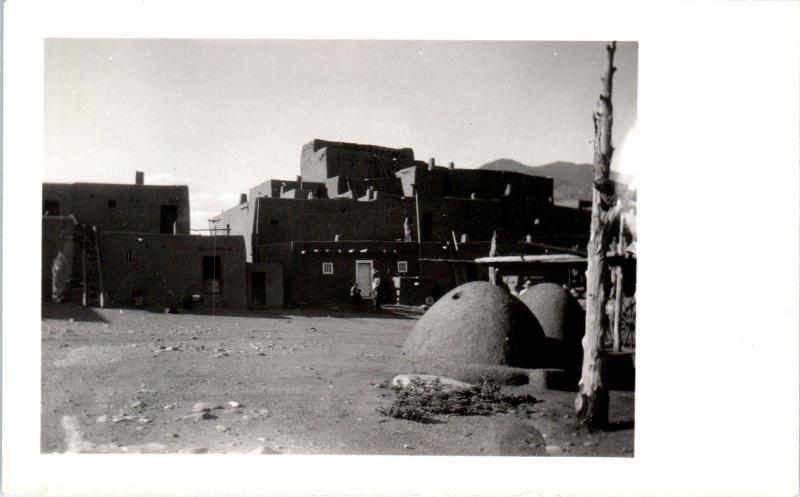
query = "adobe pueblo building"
(42, 172, 247, 309)
(212, 139, 591, 307)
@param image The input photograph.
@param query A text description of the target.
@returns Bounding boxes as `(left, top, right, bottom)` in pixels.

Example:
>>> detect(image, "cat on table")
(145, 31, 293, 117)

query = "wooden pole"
(575, 41, 617, 430)
(81, 224, 87, 307)
(612, 215, 625, 351)
(414, 185, 423, 276)
(92, 226, 105, 308)
(488, 230, 498, 285)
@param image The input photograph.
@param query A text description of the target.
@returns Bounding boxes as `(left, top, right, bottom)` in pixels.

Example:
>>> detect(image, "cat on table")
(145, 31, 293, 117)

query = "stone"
(192, 402, 217, 413)
(545, 445, 562, 455)
(183, 411, 216, 422)
(96, 415, 108, 423)
(179, 447, 209, 454)
(228, 401, 240, 408)
(215, 425, 229, 432)
(391, 374, 475, 392)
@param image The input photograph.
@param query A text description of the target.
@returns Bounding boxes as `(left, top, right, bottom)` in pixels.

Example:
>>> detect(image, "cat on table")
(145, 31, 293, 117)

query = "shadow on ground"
(41, 302, 108, 323)
(138, 304, 419, 321)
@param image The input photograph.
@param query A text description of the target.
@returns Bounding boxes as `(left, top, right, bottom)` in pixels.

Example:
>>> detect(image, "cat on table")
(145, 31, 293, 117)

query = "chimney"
(296, 175, 302, 185)
(135, 171, 144, 185)
(448, 162, 454, 169)
(240, 193, 247, 205)
(428, 158, 435, 171)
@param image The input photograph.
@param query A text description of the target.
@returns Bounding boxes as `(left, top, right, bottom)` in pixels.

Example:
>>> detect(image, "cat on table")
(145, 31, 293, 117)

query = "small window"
(126, 250, 137, 262)
(397, 261, 408, 273)
(322, 262, 334, 275)
(108, 199, 117, 208)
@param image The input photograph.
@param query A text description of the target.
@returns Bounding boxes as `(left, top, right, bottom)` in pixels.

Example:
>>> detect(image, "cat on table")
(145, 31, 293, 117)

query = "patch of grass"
(376, 376, 538, 423)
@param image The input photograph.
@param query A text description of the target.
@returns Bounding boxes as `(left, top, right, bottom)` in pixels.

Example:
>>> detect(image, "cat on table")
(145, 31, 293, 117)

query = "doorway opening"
(203, 256, 222, 294)
(251, 271, 266, 306)
(160, 205, 178, 234)
(355, 260, 373, 299)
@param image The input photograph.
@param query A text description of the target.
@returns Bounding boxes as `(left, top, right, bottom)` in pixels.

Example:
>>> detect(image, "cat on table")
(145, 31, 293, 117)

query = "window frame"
(322, 262, 334, 275)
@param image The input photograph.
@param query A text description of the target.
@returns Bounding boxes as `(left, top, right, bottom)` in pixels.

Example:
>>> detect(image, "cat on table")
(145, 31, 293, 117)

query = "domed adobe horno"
(403, 281, 545, 368)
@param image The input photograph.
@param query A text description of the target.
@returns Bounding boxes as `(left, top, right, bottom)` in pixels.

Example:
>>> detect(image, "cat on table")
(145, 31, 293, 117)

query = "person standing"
(350, 282, 362, 310)
(371, 270, 382, 309)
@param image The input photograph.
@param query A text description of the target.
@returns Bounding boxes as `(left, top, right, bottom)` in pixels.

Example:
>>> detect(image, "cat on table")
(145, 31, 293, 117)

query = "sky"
(44, 39, 638, 230)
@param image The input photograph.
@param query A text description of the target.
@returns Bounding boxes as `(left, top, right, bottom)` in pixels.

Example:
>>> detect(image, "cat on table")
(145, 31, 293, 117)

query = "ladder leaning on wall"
(80, 224, 105, 308)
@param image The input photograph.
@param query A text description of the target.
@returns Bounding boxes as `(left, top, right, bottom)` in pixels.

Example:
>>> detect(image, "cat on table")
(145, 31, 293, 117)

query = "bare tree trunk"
(575, 41, 617, 430)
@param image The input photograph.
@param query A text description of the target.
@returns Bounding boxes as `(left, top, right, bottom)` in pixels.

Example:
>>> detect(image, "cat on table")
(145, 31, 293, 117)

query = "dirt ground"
(41, 302, 634, 457)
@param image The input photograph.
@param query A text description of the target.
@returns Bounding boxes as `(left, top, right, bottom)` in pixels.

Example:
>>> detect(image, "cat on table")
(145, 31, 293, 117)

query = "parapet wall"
(300, 139, 422, 183)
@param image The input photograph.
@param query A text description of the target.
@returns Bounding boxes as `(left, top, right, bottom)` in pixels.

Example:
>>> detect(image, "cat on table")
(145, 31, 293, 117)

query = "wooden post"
(93, 226, 105, 308)
(81, 224, 87, 307)
(414, 185, 423, 276)
(612, 215, 625, 351)
(575, 41, 618, 430)
(488, 230, 498, 285)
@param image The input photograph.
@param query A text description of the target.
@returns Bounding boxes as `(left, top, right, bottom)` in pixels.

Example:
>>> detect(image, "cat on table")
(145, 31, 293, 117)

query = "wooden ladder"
(81, 225, 105, 307)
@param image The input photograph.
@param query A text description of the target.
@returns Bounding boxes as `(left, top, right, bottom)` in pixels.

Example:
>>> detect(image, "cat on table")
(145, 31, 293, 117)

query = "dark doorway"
(251, 272, 266, 306)
(160, 205, 178, 234)
(43, 200, 60, 216)
(203, 256, 222, 294)
(420, 211, 433, 241)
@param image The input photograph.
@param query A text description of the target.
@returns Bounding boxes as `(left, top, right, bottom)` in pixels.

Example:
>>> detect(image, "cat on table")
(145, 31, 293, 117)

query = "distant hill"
(479, 159, 631, 202)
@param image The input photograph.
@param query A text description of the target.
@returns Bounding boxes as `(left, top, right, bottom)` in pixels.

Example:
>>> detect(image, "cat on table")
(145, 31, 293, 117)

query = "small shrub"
(376, 376, 538, 423)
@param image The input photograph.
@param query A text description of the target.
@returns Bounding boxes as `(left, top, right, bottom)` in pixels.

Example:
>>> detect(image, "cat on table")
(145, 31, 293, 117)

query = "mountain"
(479, 159, 632, 202)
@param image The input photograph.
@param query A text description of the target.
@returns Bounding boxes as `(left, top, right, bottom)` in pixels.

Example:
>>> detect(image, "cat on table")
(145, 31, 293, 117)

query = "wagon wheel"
(619, 300, 636, 350)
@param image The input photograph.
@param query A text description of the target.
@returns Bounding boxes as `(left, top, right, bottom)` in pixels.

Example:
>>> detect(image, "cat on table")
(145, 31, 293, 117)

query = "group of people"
(350, 269, 396, 310)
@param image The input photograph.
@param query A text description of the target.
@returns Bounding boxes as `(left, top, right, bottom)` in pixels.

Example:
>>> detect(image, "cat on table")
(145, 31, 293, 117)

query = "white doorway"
(355, 260, 373, 299)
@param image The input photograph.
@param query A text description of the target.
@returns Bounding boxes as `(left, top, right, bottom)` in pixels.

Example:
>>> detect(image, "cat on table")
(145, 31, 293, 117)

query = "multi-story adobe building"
(212, 139, 591, 306)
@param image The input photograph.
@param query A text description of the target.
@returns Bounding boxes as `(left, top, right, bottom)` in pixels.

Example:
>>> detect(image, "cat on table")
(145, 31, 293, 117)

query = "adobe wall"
(213, 200, 256, 262)
(98, 233, 247, 308)
(533, 205, 591, 247)
(43, 183, 190, 234)
(283, 241, 425, 305)
(254, 196, 410, 244)
(395, 166, 553, 203)
(246, 262, 284, 308)
(42, 184, 74, 215)
(300, 139, 421, 183)
(325, 176, 404, 198)
(256, 239, 589, 306)
(253, 195, 512, 246)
